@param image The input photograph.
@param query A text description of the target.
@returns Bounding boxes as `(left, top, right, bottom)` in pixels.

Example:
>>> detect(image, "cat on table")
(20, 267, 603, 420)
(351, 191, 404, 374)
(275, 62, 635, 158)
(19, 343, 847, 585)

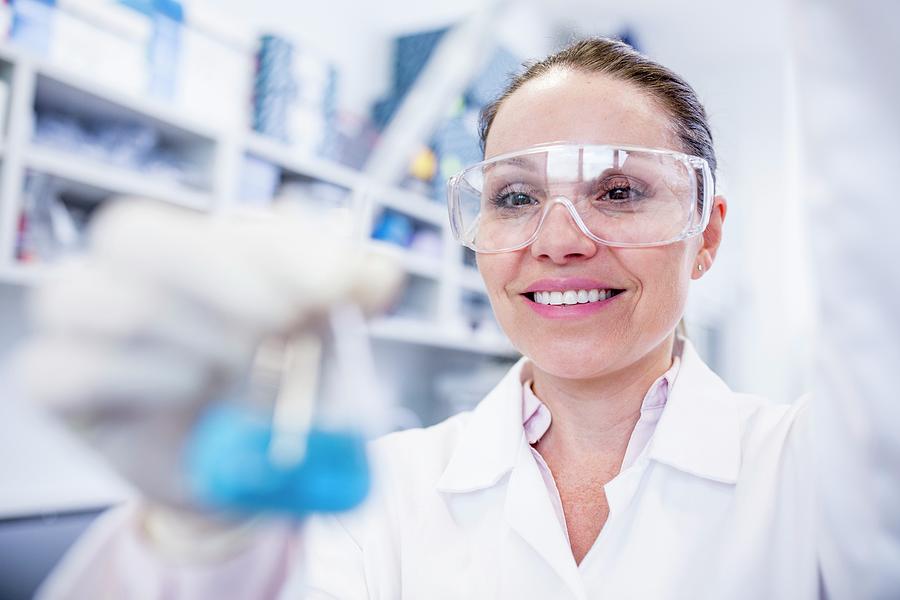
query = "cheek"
(626, 245, 693, 327)
(475, 253, 501, 292)
(476, 252, 521, 325)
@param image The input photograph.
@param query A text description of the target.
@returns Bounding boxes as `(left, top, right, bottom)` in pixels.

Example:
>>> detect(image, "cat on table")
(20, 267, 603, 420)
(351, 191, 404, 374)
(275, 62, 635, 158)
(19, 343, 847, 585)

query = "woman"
(296, 39, 809, 599)
(21, 36, 886, 599)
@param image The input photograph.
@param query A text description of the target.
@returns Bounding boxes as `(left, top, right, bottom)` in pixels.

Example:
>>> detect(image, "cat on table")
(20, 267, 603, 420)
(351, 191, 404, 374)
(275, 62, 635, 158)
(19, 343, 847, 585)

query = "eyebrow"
(483, 156, 541, 173)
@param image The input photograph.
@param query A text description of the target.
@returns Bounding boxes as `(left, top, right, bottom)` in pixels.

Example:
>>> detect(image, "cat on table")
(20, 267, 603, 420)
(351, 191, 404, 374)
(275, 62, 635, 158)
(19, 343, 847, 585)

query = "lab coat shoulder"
(368, 410, 473, 495)
(731, 390, 813, 511)
(611, 346, 817, 599)
(733, 389, 810, 459)
(643, 339, 810, 487)
(731, 393, 817, 597)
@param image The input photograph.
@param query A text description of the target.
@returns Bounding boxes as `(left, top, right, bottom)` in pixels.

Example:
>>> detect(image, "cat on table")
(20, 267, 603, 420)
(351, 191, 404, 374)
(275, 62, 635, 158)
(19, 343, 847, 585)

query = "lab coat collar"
(435, 338, 742, 494)
(435, 357, 530, 493)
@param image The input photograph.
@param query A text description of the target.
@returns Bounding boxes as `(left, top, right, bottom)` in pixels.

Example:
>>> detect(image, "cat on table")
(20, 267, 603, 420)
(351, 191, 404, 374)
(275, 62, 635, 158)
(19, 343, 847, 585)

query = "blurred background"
(0, 0, 814, 595)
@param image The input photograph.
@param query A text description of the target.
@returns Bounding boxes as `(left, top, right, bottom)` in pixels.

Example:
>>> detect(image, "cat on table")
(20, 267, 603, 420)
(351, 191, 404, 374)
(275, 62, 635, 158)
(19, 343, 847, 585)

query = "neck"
(531, 334, 675, 459)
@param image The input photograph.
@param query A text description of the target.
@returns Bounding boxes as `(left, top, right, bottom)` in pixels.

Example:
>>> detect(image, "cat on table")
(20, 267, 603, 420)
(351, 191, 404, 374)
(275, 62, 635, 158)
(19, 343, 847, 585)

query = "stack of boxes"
(252, 33, 337, 156)
(2, 0, 250, 129)
(121, 0, 184, 101)
(7, 0, 150, 97)
(431, 46, 521, 198)
(371, 26, 448, 131)
(371, 26, 522, 201)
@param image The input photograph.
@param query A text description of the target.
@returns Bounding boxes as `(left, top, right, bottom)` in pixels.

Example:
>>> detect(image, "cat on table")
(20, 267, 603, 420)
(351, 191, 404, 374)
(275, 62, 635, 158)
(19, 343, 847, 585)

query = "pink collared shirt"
(522, 356, 681, 544)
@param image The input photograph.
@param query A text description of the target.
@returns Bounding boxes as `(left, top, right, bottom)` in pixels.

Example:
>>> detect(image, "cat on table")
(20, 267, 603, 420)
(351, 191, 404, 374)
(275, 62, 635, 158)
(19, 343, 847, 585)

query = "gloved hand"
(14, 199, 403, 520)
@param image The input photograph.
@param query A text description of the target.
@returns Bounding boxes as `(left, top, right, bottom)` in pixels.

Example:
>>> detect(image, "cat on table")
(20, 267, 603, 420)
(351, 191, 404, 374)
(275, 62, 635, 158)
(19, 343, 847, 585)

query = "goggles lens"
(448, 144, 712, 252)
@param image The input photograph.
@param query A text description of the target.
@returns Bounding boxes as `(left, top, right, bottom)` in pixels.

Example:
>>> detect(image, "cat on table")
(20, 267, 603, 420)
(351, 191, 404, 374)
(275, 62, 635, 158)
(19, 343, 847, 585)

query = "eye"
(498, 191, 536, 207)
(489, 185, 541, 210)
(597, 176, 647, 203)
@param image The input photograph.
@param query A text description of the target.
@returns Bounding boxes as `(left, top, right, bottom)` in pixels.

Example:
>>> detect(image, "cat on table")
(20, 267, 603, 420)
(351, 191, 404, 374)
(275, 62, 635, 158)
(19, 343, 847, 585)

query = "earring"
(697, 264, 704, 272)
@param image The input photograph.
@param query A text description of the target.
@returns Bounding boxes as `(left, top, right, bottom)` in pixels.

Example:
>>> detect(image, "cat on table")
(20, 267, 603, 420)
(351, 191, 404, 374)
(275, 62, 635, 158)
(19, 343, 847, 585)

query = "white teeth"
(531, 288, 618, 306)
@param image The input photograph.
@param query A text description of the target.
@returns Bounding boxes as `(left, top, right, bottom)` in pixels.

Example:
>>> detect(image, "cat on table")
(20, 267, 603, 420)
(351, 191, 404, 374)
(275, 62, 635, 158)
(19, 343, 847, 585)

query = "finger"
(15, 335, 220, 413)
(88, 201, 363, 333)
(29, 258, 257, 372)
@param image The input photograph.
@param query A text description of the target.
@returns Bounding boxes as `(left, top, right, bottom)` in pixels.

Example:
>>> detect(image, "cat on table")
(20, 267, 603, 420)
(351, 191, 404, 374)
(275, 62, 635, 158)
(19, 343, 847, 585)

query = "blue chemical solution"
(186, 404, 369, 515)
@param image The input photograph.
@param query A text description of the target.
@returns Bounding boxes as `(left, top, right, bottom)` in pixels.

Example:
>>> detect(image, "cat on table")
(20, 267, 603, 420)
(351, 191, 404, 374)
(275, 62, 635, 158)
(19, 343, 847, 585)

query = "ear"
(692, 195, 727, 280)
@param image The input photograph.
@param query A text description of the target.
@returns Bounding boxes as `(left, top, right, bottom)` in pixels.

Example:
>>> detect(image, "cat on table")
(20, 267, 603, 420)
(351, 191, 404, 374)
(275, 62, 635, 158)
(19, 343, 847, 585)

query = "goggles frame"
(446, 142, 715, 253)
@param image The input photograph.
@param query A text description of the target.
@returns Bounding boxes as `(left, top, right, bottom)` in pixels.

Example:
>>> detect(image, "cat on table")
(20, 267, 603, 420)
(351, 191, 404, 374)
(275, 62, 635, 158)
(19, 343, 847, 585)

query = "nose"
(529, 197, 598, 264)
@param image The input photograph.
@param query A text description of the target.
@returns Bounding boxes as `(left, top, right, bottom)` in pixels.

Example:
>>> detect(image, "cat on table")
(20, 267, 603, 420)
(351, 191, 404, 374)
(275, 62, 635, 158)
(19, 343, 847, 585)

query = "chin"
(530, 357, 609, 380)
(515, 334, 622, 380)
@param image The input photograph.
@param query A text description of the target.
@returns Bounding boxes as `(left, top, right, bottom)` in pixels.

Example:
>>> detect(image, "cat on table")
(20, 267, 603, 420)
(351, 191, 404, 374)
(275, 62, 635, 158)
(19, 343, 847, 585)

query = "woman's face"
(478, 69, 723, 380)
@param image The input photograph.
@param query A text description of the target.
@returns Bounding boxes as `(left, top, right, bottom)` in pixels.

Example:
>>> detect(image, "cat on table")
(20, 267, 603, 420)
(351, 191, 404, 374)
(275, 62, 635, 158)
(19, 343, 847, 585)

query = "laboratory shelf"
(33, 69, 219, 144)
(244, 132, 362, 190)
(22, 145, 212, 211)
(373, 186, 445, 227)
(245, 132, 446, 227)
(367, 316, 518, 358)
(0, 37, 498, 365)
(459, 267, 485, 293)
(368, 239, 443, 281)
(0, 42, 221, 144)
(0, 263, 53, 287)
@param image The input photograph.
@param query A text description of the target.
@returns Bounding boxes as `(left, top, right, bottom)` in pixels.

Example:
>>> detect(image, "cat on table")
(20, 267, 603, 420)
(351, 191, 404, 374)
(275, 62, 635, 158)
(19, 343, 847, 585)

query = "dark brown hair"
(478, 37, 717, 179)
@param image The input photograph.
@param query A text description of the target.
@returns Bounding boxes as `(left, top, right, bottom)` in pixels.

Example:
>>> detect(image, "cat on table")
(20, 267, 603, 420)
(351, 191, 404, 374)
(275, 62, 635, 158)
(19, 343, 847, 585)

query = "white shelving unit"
(368, 239, 443, 281)
(20, 144, 212, 210)
(0, 39, 517, 360)
(368, 316, 512, 356)
(459, 266, 486, 293)
(243, 131, 362, 192)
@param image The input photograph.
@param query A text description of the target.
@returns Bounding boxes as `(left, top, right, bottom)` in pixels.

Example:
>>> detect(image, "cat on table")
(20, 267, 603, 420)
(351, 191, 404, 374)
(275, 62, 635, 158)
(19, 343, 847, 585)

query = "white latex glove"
(14, 199, 402, 518)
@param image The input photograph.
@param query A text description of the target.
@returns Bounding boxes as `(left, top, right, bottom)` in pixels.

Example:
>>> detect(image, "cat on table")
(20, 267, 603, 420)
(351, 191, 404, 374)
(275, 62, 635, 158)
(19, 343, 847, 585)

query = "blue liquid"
(186, 404, 370, 516)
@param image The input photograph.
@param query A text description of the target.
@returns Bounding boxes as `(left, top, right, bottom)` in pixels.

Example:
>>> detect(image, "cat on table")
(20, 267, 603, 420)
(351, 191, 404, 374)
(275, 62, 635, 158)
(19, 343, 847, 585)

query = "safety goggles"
(447, 143, 714, 253)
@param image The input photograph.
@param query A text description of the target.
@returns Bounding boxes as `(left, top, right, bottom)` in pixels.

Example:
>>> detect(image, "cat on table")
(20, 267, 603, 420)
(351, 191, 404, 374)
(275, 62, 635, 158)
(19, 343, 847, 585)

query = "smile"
(524, 288, 625, 306)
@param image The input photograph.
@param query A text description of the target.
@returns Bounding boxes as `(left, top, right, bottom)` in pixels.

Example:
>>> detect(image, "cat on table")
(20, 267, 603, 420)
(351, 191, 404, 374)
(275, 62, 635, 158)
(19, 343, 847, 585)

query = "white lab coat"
(41, 340, 817, 600)
(292, 340, 816, 600)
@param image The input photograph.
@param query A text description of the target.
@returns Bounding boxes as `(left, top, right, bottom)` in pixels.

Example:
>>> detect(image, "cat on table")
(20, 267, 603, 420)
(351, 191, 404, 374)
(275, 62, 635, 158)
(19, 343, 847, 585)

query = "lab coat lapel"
(647, 339, 742, 483)
(435, 358, 527, 493)
(435, 358, 583, 597)
(504, 441, 584, 598)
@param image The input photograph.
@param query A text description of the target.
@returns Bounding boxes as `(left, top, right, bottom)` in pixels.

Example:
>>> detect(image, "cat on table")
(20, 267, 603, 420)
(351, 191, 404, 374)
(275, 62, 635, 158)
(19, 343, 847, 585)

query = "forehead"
(484, 69, 679, 159)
